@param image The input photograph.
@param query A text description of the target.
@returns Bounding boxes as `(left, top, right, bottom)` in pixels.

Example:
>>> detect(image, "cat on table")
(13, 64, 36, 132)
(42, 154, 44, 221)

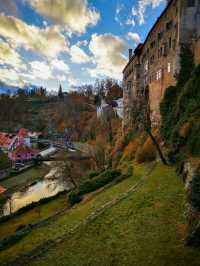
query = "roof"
(123, 0, 173, 73)
(0, 132, 14, 149)
(11, 144, 37, 155)
(0, 186, 6, 194)
(18, 128, 28, 138)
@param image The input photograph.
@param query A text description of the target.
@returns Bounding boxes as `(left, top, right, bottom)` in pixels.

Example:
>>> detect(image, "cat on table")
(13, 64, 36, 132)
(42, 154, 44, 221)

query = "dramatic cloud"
(51, 59, 70, 72)
(70, 45, 91, 64)
(0, 40, 26, 69)
(127, 32, 141, 45)
(26, 0, 100, 34)
(0, 14, 68, 58)
(88, 33, 127, 79)
(132, 0, 165, 25)
(0, 67, 24, 86)
(68, 76, 79, 87)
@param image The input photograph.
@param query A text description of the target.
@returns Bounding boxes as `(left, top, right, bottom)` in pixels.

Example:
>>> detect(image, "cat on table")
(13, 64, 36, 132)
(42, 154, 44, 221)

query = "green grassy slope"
(1, 163, 200, 266)
(29, 164, 200, 266)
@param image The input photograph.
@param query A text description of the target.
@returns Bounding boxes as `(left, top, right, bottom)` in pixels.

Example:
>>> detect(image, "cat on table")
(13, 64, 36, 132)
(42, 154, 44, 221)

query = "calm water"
(2, 162, 73, 217)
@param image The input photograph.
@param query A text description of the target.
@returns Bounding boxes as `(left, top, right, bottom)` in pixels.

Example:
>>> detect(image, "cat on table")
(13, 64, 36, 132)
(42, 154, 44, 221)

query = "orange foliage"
(135, 133, 160, 164)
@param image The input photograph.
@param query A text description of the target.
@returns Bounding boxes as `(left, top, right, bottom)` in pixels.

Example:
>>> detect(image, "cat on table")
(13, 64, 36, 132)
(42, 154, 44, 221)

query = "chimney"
(129, 49, 133, 60)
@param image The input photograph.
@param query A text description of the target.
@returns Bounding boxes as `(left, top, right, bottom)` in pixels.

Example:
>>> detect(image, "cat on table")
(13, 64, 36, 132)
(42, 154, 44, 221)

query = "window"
(156, 69, 162, 80)
(166, 20, 173, 31)
(144, 60, 149, 72)
(187, 0, 195, 7)
(158, 31, 164, 41)
(168, 63, 170, 73)
(150, 40, 156, 48)
(169, 37, 172, 49)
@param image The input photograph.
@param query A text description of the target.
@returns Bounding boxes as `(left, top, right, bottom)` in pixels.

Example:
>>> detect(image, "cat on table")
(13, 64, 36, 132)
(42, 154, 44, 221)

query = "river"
(1, 161, 74, 217)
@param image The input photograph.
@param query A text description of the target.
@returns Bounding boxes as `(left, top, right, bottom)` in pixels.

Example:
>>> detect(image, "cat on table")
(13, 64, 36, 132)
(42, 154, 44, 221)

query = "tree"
(131, 86, 168, 165)
(58, 84, 64, 99)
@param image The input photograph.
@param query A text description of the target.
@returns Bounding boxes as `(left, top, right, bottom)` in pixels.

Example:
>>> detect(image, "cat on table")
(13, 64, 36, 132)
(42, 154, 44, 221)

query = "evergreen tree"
(58, 84, 64, 99)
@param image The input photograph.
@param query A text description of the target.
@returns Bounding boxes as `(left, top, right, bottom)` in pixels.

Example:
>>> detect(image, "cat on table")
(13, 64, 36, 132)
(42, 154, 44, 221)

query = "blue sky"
(0, 0, 166, 91)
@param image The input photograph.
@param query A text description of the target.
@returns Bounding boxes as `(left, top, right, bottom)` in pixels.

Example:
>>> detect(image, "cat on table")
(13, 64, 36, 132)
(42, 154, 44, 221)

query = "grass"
(0, 193, 68, 240)
(0, 163, 146, 264)
(0, 164, 49, 190)
(27, 163, 200, 266)
(1, 163, 200, 265)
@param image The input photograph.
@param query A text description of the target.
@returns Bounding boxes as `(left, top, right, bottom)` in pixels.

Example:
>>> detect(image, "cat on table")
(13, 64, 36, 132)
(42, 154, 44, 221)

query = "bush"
(89, 171, 100, 179)
(190, 166, 200, 211)
(68, 192, 82, 206)
(68, 169, 122, 206)
(160, 61, 200, 157)
(0, 149, 11, 170)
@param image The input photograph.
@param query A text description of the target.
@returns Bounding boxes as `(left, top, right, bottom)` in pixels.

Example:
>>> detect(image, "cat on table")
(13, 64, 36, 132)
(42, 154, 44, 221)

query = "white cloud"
(0, 13, 68, 58)
(0, 67, 24, 87)
(56, 75, 67, 82)
(132, 0, 165, 25)
(0, 40, 26, 69)
(51, 59, 70, 72)
(88, 33, 127, 79)
(126, 18, 135, 27)
(68, 76, 79, 87)
(70, 45, 91, 64)
(127, 32, 141, 44)
(115, 3, 124, 26)
(29, 61, 52, 80)
(26, 0, 100, 34)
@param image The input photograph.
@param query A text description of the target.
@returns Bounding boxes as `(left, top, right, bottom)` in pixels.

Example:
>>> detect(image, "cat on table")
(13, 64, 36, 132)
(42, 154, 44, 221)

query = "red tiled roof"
(18, 128, 28, 138)
(0, 186, 6, 194)
(0, 132, 14, 149)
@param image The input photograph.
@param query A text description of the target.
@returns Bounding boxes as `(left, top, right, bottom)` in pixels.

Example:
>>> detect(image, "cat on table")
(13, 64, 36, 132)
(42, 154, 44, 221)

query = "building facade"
(123, 0, 200, 132)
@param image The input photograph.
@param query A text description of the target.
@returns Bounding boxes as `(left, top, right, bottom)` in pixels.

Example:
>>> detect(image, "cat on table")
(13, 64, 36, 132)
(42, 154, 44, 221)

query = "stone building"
(123, 0, 200, 132)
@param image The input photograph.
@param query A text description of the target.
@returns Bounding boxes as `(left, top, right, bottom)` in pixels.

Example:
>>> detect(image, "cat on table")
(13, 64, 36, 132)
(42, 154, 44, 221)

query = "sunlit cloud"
(87, 33, 127, 79)
(0, 14, 68, 58)
(26, 0, 100, 34)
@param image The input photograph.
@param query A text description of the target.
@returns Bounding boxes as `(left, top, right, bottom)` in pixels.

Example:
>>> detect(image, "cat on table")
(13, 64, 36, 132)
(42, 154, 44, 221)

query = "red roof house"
(8, 143, 37, 163)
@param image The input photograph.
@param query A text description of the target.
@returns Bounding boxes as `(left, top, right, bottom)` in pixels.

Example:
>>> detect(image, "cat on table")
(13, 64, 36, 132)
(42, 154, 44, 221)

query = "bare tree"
(131, 86, 168, 165)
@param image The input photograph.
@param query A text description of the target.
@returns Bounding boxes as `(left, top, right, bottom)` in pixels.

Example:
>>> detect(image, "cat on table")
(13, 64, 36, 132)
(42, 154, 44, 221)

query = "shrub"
(68, 169, 122, 206)
(0, 149, 11, 170)
(190, 166, 200, 211)
(89, 171, 100, 179)
(68, 192, 82, 206)
(160, 62, 200, 158)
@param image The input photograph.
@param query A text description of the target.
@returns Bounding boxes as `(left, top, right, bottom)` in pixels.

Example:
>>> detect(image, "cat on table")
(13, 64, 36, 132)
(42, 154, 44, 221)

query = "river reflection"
(2, 161, 73, 217)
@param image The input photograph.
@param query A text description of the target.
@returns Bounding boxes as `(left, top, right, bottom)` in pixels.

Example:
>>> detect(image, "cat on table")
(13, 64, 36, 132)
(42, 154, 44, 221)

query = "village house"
(123, 0, 200, 132)
(0, 128, 38, 165)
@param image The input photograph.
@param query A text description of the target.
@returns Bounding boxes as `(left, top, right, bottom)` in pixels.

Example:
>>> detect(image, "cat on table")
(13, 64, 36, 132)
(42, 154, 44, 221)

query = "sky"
(0, 0, 167, 91)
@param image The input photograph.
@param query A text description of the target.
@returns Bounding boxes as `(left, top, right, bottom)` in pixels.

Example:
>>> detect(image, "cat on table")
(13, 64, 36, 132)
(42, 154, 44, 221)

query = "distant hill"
(0, 81, 40, 95)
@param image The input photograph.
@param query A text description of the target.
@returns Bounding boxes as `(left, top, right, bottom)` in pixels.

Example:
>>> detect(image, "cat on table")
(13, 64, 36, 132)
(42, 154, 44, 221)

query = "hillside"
(1, 162, 200, 266)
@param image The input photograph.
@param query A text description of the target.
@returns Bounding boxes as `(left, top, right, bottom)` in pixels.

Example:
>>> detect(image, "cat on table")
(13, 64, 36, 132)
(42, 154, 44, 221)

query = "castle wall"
(141, 1, 178, 125)
(123, 0, 200, 133)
